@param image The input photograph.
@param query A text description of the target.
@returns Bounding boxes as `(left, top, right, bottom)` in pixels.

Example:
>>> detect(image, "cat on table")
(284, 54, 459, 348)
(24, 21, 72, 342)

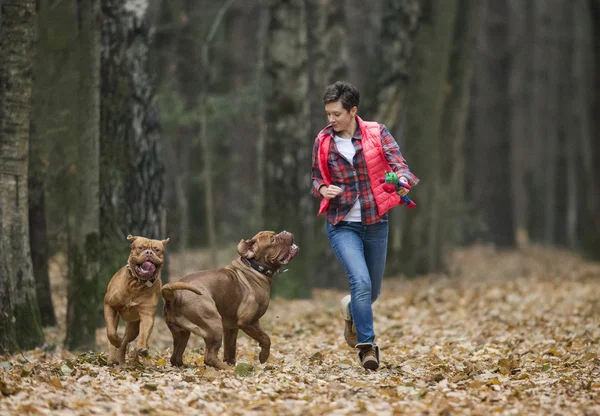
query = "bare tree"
(0, 0, 44, 351)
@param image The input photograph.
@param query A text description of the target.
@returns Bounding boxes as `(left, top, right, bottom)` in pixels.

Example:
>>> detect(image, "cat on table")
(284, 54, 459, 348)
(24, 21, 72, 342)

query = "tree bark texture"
(263, 0, 312, 296)
(586, 0, 600, 257)
(0, 208, 17, 353)
(28, 0, 56, 327)
(343, 0, 382, 92)
(0, 0, 44, 351)
(303, 0, 350, 289)
(468, 0, 514, 247)
(66, 0, 102, 351)
(507, 0, 533, 248)
(401, 0, 460, 274)
(100, 0, 165, 265)
(438, 0, 479, 250)
(366, 0, 421, 275)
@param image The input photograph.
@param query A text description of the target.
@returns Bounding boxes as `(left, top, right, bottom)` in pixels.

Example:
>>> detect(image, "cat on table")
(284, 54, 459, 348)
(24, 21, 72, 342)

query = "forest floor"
(1, 244, 600, 415)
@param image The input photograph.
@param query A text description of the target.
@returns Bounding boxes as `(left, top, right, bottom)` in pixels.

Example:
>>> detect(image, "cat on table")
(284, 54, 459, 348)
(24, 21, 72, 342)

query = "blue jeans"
(326, 220, 389, 346)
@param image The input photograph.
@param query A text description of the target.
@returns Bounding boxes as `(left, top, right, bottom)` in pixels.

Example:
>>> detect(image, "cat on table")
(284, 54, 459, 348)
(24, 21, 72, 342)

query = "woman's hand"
(320, 185, 342, 200)
(397, 177, 410, 197)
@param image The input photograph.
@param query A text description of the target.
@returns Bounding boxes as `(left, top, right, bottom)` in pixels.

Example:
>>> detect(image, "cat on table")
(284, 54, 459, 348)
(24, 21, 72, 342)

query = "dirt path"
(1, 246, 600, 415)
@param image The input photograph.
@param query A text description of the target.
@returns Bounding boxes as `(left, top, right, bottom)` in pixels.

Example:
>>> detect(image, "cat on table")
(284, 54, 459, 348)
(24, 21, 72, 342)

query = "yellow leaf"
(546, 348, 560, 357)
(48, 377, 63, 389)
(156, 358, 166, 366)
(468, 380, 485, 389)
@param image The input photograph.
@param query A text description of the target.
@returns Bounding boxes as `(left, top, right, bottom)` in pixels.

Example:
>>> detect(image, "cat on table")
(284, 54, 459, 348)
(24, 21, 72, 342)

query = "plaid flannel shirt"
(310, 123, 419, 225)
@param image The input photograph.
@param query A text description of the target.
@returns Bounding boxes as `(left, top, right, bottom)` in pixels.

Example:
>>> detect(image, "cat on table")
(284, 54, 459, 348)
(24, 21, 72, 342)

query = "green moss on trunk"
(65, 233, 102, 351)
(13, 293, 44, 350)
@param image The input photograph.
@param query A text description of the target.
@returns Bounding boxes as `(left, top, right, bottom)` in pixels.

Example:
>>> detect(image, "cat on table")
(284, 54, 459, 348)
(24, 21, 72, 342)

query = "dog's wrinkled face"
(127, 235, 169, 280)
(237, 230, 299, 269)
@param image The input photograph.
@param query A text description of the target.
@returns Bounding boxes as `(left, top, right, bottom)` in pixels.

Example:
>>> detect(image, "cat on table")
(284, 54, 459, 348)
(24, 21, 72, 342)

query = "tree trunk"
(586, 0, 600, 257)
(65, 0, 102, 351)
(438, 0, 480, 250)
(154, 0, 191, 255)
(263, 0, 311, 297)
(0, 0, 44, 351)
(303, 0, 349, 290)
(507, 0, 533, 248)
(28, 0, 56, 328)
(255, 1, 270, 231)
(28, 129, 56, 327)
(0, 208, 17, 353)
(366, 0, 421, 275)
(400, 0, 460, 273)
(343, 0, 382, 91)
(531, 0, 562, 245)
(198, 0, 235, 269)
(573, 0, 595, 255)
(468, 0, 514, 247)
(100, 0, 165, 267)
(227, 1, 261, 238)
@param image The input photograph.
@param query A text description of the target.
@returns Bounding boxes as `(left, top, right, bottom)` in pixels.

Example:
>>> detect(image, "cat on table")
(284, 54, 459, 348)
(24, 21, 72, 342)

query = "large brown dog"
(103, 234, 169, 365)
(161, 230, 299, 370)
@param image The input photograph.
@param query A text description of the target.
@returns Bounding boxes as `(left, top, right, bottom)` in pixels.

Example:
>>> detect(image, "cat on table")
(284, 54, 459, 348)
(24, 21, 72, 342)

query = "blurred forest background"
(1, 0, 600, 352)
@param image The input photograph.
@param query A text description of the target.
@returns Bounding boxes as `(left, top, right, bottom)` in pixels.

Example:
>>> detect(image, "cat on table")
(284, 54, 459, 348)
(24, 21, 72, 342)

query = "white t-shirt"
(333, 135, 361, 222)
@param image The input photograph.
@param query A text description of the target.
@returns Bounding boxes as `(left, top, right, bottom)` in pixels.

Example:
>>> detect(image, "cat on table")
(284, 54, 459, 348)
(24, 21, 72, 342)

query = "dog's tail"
(161, 282, 203, 301)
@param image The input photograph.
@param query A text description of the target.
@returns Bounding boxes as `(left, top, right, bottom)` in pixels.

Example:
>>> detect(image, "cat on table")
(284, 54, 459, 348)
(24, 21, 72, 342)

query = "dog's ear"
(161, 238, 170, 246)
(127, 234, 137, 241)
(237, 238, 255, 259)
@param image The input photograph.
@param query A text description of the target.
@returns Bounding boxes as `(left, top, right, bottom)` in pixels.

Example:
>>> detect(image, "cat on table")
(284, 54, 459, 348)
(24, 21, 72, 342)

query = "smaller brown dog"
(103, 234, 169, 365)
(161, 230, 299, 370)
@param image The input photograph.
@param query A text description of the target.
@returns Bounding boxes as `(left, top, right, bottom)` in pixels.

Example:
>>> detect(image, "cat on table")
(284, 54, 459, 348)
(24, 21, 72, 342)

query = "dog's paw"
(259, 348, 270, 364)
(109, 360, 120, 367)
(137, 348, 149, 357)
(170, 358, 184, 367)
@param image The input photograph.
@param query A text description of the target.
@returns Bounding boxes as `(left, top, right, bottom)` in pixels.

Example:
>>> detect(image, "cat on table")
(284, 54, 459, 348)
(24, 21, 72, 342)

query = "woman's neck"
(336, 118, 356, 139)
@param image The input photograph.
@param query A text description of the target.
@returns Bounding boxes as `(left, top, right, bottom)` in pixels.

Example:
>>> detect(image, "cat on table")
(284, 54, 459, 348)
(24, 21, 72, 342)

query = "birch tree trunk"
(0, 0, 44, 351)
(101, 0, 165, 267)
(65, 0, 102, 350)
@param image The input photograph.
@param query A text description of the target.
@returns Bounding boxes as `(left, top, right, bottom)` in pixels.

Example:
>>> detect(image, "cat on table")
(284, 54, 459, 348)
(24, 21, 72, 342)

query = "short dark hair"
(323, 81, 359, 111)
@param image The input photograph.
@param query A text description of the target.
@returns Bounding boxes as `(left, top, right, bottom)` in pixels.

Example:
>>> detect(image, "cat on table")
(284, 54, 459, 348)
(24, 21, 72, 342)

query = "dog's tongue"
(141, 261, 156, 273)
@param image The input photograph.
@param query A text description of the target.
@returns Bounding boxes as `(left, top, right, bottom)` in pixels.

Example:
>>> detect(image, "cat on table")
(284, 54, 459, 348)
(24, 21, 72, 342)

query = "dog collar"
(126, 264, 158, 287)
(240, 257, 276, 277)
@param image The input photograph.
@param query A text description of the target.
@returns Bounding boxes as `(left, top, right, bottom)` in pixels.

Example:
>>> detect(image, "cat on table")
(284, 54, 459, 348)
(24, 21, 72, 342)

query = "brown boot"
(340, 295, 357, 347)
(356, 343, 379, 371)
(344, 320, 358, 348)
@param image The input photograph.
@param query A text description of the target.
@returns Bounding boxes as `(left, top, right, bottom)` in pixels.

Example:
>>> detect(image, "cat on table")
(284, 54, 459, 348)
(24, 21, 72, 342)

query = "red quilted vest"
(317, 115, 401, 217)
